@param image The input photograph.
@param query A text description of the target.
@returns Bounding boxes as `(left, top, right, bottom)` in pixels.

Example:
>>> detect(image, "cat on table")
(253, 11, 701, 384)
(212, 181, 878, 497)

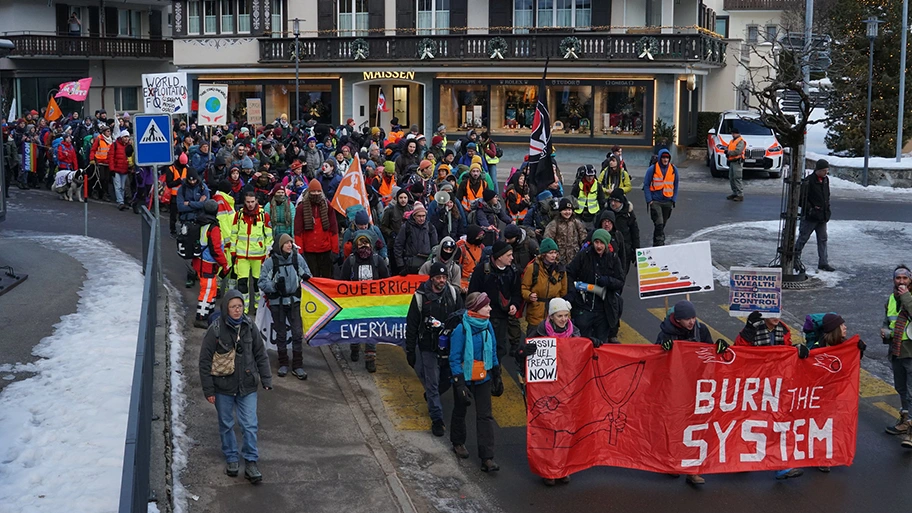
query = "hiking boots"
(901, 432, 912, 449)
(431, 419, 446, 437)
(733, 195, 744, 202)
(453, 444, 469, 459)
(817, 264, 836, 272)
(292, 368, 307, 380)
(244, 460, 262, 483)
(226, 461, 239, 477)
(885, 412, 910, 435)
(481, 459, 500, 472)
(775, 468, 803, 479)
(686, 474, 705, 485)
(726, 194, 737, 200)
(350, 345, 361, 362)
(277, 366, 288, 378)
(365, 353, 377, 373)
(193, 314, 208, 329)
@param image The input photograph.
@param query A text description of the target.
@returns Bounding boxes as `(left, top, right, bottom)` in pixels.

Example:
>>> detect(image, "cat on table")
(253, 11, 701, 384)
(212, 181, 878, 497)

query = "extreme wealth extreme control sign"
(729, 267, 782, 318)
(299, 275, 426, 346)
(142, 72, 189, 114)
(526, 337, 860, 479)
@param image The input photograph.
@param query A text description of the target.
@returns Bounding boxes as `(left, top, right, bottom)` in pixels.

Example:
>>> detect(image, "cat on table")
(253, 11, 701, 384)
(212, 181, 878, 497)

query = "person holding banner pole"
(449, 292, 501, 472)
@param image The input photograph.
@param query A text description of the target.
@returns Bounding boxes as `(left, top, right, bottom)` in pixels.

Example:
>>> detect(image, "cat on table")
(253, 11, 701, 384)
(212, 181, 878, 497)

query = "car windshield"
(719, 118, 773, 136)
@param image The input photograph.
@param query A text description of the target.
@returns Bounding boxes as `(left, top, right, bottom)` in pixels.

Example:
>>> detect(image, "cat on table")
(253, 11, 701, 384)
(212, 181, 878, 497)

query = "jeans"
(414, 347, 444, 422)
(113, 172, 129, 205)
(891, 356, 912, 412)
(795, 219, 828, 267)
(214, 392, 259, 463)
(271, 303, 304, 368)
(451, 379, 495, 459)
(729, 160, 743, 196)
(649, 201, 674, 246)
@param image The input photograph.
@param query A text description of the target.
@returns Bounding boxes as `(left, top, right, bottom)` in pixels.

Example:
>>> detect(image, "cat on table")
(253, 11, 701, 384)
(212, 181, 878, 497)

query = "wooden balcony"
(722, 0, 799, 10)
(6, 34, 172, 59)
(259, 31, 727, 67)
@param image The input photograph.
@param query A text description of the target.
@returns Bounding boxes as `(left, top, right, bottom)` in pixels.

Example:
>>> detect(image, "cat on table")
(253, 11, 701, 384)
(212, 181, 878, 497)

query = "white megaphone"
(575, 281, 607, 300)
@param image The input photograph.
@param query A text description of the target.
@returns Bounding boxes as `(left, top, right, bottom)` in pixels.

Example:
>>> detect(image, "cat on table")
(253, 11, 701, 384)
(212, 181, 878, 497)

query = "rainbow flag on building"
(300, 275, 426, 346)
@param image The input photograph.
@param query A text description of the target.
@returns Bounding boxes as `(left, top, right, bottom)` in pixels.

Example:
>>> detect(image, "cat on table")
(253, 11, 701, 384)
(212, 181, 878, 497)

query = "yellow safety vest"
(231, 210, 273, 260)
(574, 183, 600, 216)
(887, 295, 911, 341)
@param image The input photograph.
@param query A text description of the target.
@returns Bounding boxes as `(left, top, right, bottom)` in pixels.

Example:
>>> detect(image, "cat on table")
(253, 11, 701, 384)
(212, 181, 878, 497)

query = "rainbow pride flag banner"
(21, 142, 37, 173)
(300, 275, 426, 346)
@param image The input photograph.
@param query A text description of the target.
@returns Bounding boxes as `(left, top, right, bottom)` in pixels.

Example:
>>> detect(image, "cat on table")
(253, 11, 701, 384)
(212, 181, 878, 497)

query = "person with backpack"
(456, 164, 488, 212)
(166, 154, 190, 237)
(419, 237, 462, 290)
(504, 172, 531, 224)
(264, 184, 294, 240)
(474, 189, 512, 244)
(544, 198, 588, 267)
(884, 265, 912, 442)
(340, 231, 390, 372)
(198, 289, 272, 484)
(598, 154, 632, 195)
(231, 191, 274, 312)
(428, 190, 466, 243)
(340, 206, 388, 262)
(643, 148, 678, 247)
(523, 190, 556, 242)
(395, 202, 438, 275)
(457, 225, 486, 293)
(571, 165, 606, 228)
(504, 224, 539, 274)
(191, 200, 231, 328)
(258, 233, 312, 380)
(448, 292, 502, 472)
(405, 262, 464, 438)
(520, 238, 567, 330)
(468, 240, 522, 360)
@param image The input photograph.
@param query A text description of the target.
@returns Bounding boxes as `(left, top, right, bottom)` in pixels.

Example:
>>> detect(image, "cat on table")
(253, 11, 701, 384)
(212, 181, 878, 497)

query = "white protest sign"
(246, 98, 263, 125)
(526, 338, 558, 383)
(142, 72, 189, 114)
(198, 84, 228, 126)
(636, 241, 714, 299)
(729, 267, 782, 318)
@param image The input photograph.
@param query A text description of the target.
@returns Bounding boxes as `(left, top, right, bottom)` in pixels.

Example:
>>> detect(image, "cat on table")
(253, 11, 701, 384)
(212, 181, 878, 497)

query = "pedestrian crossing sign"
(134, 113, 173, 166)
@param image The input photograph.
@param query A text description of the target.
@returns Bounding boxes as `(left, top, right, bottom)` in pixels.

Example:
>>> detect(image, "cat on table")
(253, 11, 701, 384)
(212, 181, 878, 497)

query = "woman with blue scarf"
(449, 292, 503, 472)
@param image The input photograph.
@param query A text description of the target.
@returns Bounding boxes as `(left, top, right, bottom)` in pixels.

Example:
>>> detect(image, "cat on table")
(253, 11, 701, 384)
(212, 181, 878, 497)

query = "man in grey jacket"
(198, 290, 272, 483)
(258, 233, 312, 379)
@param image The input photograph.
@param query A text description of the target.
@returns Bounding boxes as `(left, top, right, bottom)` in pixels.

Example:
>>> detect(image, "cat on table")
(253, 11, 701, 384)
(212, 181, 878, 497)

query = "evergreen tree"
(825, 0, 912, 157)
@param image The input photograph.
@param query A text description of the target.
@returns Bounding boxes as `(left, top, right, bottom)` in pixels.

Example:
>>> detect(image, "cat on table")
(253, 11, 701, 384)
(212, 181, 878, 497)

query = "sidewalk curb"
(318, 344, 419, 513)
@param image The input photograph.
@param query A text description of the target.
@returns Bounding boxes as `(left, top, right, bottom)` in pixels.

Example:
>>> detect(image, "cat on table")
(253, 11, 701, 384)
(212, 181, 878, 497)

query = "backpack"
(803, 312, 836, 349)
(267, 252, 302, 299)
(177, 221, 213, 259)
(345, 253, 380, 280)
(494, 143, 503, 159)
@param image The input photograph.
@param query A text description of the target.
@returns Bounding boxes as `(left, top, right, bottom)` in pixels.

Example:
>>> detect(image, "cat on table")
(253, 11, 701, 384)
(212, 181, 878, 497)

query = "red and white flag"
(377, 88, 390, 113)
(55, 78, 92, 102)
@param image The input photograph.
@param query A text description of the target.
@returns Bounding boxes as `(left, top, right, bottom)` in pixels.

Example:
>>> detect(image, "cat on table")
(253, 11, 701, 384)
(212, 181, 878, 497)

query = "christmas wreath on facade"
(560, 36, 581, 59)
(418, 38, 438, 59)
(637, 36, 660, 61)
(489, 37, 508, 60)
(351, 38, 369, 60)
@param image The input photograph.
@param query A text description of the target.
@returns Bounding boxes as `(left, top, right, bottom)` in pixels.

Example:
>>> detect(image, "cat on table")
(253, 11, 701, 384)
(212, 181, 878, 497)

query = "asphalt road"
(3, 161, 912, 513)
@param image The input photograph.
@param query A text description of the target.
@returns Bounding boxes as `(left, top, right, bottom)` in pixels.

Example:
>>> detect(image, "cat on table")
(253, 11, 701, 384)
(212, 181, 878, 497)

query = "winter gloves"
(490, 366, 504, 397)
(797, 344, 810, 359)
(453, 375, 472, 406)
(715, 338, 730, 354)
(406, 349, 416, 368)
(660, 337, 673, 351)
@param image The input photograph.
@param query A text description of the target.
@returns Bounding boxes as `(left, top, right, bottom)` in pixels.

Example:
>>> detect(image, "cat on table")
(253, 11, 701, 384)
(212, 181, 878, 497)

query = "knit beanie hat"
(548, 298, 572, 316)
(465, 292, 491, 312)
(412, 202, 427, 215)
(277, 233, 293, 250)
(609, 188, 626, 202)
(307, 180, 323, 193)
(815, 159, 829, 171)
(354, 209, 370, 226)
(558, 197, 574, 211)
(504, 224, 522, 241)
(483, 189, 497, 203)
(673, 300, 697, 320)
(427, 261, 447, 278)
(383, 160, 396, 175)
(492, 240, 511, 259)
(821, 313, 844, 334)
(432, 135, 444, 147)
(539, 238, 558, 254)
(592, 229, 612, 246)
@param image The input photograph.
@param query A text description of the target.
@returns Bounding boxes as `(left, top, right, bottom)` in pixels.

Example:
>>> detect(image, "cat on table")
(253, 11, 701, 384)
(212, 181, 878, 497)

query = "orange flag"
(330, 155, 372, 223)
(45, 96, 62, 121)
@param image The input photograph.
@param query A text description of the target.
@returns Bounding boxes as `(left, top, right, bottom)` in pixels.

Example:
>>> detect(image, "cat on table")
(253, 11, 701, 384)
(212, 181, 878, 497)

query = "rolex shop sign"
(362, 71, 416, 81)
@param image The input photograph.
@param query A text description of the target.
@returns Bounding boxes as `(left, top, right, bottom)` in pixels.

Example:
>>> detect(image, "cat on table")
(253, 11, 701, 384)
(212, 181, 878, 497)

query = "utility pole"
(897, 0, 909, 162)
(780, 0, 814, 283)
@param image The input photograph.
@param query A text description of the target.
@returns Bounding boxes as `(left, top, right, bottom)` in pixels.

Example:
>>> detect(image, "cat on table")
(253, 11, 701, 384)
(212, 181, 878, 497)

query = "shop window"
(714, 15, 728, 38)
(220, 0, 235, 33)
(489, 84, 538, 136)
(114, 87, 139, 112)
(339, 0, 369, 37)
(549, 85, 591, 136)
(418, 0, 450, 35)
(188, 0, 201, 34)
(228, 85, 262, 123)
(514, 0, 533, 34)
(439, 84, 488, 132)
(593, 85, 646, 137)
(265, 83, 334, 126)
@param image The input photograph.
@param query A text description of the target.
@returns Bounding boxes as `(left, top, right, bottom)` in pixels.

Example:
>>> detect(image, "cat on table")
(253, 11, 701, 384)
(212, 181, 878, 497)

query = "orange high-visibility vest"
(94, 138, 111, 162)
(461, 182, 485, 211)
(649, 163, 675, 198)
(727, 136, 746, 162)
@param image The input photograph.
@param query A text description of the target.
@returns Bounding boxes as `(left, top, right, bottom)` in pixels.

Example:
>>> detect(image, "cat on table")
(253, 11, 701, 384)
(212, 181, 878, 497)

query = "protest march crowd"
(2, 106, 905, 489)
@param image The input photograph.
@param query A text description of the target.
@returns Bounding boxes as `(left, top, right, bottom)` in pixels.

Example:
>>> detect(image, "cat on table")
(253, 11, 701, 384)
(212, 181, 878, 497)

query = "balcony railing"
(6, 34, 172, 59)
(723, 0, 799, 10)
(259, 32, 727, 67)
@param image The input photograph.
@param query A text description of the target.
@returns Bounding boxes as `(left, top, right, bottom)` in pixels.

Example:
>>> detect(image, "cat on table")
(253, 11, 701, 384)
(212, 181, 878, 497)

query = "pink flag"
(55, 78, 93, 101)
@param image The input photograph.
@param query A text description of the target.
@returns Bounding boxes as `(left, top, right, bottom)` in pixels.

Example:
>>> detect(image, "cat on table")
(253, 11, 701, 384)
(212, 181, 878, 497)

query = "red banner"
(526, 337, 860, 479)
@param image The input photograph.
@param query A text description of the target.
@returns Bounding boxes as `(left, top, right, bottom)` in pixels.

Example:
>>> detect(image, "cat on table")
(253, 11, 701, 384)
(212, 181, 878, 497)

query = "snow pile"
(0, 235, 144, 512)
(166, 286, 192, 513)
(827, 175, 912, 193)
(805, 108, 912, 170)
(685, 220, 912, 288)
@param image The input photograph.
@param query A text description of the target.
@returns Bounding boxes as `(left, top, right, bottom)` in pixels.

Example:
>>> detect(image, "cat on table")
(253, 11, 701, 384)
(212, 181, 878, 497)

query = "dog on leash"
(53, 169, 85, 202)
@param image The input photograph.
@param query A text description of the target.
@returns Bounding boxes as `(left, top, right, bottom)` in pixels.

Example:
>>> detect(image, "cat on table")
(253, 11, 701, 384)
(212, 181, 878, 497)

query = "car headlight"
(768, 145, 782, 152)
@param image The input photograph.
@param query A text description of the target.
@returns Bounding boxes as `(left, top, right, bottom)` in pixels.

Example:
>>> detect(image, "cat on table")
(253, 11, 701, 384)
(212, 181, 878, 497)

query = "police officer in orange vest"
(642, 148, 678, 246)
(725, 127, 746, 202)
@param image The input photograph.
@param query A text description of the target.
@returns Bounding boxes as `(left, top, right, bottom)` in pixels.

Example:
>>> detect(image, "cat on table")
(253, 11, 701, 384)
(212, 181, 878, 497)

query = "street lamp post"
(897, 0, 909, 162)
(293, 18, 300, 124)
(863, 16, 881, 187)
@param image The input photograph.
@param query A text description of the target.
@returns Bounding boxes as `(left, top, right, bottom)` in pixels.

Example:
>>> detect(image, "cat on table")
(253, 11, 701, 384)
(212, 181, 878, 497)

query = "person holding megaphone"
(566, 229, 625, 346)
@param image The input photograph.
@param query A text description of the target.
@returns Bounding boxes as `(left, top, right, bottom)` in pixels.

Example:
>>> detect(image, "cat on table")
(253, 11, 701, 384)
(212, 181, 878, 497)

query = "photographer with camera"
(405, 263, 464, 437)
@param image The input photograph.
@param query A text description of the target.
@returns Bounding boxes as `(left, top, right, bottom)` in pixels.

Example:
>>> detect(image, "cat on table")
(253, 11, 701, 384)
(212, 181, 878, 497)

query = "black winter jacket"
(800, 174, 831, 223)
(566, 245, 625, 312)
(405, 281, 464, 352)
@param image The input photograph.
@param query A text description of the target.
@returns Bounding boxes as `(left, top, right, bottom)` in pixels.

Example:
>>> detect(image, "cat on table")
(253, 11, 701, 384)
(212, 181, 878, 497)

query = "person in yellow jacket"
(598, 154, 632, 195)
(231, 190, 274, 312)
(520, 238, 568, 330)
(213, 180, 236, 269)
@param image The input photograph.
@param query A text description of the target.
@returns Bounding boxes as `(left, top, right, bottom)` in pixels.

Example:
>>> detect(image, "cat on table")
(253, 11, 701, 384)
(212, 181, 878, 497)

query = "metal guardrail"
(119, 206, 158, 512)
